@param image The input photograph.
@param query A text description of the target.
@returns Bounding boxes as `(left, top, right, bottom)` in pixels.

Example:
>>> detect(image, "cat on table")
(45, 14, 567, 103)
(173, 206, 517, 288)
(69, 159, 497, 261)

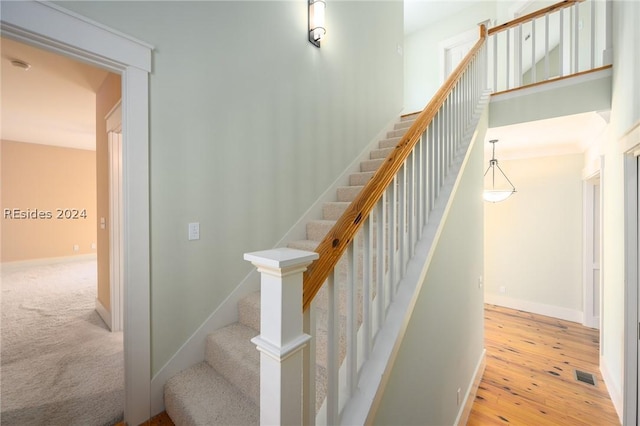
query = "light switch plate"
(188, 222, 200, 241)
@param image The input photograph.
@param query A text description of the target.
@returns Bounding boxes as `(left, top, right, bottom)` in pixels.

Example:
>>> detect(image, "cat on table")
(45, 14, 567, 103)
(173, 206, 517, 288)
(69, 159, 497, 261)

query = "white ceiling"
(485, 111, 608, 160)
(404, 0, 479, 36)
(1, 37, 109, 151)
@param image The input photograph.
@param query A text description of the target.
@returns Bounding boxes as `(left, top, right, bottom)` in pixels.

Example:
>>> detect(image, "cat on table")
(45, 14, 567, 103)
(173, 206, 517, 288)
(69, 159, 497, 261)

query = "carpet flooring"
(1, 258, 124, 425)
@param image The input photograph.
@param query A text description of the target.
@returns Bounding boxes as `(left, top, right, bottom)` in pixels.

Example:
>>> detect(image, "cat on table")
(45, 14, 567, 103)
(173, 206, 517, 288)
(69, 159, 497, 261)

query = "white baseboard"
(1, 254, 97, 271)
(485, 293, 583, 324)
(600, 355, 623, 423)
(455, 349, 486, 426)
(95, 298, 112, 331)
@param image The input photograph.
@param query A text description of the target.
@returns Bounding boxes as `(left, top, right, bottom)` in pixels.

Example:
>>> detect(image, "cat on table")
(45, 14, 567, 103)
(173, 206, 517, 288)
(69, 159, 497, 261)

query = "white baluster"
(559, 8, 566, 77)
(303, 303, 316, 426)
(326, 271, 339, 425)
(347, 243, 357, 397)
(531, 18, 537, 83)
(363, 216, 372, 359)
(545, 13, 550, 80)
(590, 0, 596, 69)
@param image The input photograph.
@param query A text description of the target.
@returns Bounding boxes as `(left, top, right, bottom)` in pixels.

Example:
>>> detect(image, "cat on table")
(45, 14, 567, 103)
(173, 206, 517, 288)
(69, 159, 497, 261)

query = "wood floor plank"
(468, 304, 620, 426)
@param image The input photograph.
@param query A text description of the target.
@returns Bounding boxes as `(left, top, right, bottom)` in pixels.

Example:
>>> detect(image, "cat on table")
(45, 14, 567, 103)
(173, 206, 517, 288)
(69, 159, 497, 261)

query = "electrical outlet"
(499, 285, 506, 294)
(457, 388, 461, 405)
(73, 244, 79, 252)
(478, 276, 483, 289)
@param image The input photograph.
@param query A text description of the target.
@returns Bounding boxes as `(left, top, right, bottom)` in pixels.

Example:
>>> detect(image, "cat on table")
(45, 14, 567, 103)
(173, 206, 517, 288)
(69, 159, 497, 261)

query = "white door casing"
(106, 102, 123, 332)
(0, 2, 153, 424)
(439, 27, 480, 84)
(623, 130, 640, 426)
(583, 176, 602, 329)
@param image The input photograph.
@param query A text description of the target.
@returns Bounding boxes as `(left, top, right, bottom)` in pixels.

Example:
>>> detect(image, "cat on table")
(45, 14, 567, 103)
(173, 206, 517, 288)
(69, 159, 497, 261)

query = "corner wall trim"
(600, 355, 623, 422)
(95, 298, 113, 331)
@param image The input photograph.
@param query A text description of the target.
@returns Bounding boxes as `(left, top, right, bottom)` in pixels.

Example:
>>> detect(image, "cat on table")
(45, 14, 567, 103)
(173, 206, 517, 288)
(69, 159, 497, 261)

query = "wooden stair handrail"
(302, 25, 488, 311)
(488, 0, 584, 36)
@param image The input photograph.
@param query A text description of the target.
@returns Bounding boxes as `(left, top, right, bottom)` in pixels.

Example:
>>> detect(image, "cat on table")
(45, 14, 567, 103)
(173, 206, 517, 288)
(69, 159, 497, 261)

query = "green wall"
(57, 0, 404, 374)
(373, 108, 487, 425)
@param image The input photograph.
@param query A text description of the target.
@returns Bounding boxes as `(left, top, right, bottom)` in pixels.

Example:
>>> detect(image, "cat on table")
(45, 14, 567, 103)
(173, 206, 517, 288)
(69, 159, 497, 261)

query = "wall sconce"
(483, 139, 516, 202)
(309, 0, 326, 48)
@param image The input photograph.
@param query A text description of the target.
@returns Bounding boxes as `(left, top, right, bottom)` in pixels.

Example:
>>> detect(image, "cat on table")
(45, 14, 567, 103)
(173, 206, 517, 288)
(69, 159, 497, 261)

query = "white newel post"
(244, 248, 319, 426)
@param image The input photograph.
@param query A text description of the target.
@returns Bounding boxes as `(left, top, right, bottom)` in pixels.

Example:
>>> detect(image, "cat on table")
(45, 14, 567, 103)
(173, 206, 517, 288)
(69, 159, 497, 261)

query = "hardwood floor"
(123, 305, 620, 426)
(468, 304, 620, 425)
(115, 411, 174, 426)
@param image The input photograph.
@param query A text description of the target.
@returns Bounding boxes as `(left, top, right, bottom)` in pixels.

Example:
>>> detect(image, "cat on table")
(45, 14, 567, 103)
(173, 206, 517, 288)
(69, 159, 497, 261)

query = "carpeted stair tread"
(164, 361, 258, 426)
(205, 323, 260, 405)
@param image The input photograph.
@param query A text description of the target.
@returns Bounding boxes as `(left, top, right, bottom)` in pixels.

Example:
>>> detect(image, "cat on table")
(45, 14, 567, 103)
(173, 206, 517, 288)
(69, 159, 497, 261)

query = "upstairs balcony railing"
(488, 0, 609, 93)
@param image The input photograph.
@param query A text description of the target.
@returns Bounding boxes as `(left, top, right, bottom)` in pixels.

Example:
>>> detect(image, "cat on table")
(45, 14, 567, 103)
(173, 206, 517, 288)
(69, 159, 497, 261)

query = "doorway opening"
(1, 35, 126, 424)
(1, 2, 152, 424)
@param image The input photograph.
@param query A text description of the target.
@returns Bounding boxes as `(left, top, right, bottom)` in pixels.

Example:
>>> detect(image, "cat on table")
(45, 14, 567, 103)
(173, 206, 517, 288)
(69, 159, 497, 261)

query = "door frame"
(583, 172, 602, 329)
(623, 128, 640, 426)
(106, 101, 124, 332)
(1, 2, 152, 424)
(438, 26, 481, 84)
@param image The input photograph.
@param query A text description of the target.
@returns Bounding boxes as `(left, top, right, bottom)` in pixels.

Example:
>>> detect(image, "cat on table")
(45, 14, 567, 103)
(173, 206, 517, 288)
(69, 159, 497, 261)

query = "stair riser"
(306, 220, 336, 242)
(350, 171, 375, 186)
(386, 128, 406, 138)
(205, 325, 260, 406)
(370, 147, 394, 160)
(379, 137, 400, 149)
(401, 113, 420, 121)
(361, 158, 384, 173)
(237, 292, 261, 331)
(393, 120, 414, 130)
(337, 186, 362, 202)
(323, 202, 350, 221)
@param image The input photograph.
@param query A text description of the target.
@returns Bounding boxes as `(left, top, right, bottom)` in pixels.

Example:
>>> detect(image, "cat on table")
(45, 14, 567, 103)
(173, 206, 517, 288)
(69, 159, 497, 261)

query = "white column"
(244, 248, 319, 426)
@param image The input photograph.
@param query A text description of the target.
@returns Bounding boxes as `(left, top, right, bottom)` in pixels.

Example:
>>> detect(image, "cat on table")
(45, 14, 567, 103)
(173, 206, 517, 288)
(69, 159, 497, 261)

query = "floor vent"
(575, 369, 597, 386)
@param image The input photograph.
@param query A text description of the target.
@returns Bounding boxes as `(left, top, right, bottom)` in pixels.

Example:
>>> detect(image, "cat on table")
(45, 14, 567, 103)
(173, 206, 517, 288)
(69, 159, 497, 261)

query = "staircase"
(164, 114, 419, 426)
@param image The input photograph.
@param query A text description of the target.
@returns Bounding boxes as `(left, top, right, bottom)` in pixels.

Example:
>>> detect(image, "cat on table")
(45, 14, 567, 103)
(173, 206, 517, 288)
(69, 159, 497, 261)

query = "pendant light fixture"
(483, 139, 516, 202)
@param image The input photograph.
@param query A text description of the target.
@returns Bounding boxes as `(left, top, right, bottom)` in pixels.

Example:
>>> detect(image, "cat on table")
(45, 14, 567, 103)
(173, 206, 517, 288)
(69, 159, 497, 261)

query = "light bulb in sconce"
(309, 0, 326, 47)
